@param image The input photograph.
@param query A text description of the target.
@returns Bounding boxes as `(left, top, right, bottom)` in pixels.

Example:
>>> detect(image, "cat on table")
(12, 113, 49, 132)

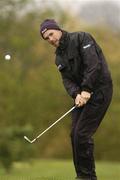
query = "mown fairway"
(0, 159, 120, 180)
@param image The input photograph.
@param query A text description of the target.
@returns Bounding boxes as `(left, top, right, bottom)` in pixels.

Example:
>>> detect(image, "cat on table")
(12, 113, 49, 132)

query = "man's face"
(43, 29, 62, 47)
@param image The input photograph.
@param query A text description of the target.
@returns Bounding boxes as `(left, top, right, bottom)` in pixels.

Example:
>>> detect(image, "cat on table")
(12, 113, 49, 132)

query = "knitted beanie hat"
(40, 19, 61, 38)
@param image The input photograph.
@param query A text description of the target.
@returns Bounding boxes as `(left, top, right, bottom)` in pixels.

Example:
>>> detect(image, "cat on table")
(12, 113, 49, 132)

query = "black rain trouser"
(71, 84, 113, 180)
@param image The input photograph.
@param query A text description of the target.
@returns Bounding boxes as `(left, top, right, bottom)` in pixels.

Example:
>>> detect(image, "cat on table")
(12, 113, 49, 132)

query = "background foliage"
(0, 0, 120, 172)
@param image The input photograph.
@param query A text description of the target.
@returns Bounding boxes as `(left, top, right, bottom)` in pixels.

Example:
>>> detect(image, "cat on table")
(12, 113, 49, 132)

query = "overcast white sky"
(57, 0, 120, 10)
(34, 0, 120, 15)
(35, 0, 120, 6)
(59, 0, 119, 13)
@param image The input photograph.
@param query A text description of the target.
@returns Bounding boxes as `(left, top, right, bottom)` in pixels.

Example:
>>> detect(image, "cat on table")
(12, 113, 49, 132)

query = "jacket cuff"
(81, 87, 92, 93)
(72, 90, 81, 99)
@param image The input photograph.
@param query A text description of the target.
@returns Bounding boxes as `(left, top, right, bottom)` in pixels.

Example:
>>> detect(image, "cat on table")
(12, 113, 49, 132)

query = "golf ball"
(5, 54, 11, 60)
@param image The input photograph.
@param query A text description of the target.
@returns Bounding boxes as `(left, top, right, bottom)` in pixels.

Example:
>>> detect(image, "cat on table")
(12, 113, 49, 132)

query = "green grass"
(0, 159, 120, 180)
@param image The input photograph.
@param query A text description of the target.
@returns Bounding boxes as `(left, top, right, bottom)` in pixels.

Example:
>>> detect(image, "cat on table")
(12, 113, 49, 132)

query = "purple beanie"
(40, 19, 61, 38)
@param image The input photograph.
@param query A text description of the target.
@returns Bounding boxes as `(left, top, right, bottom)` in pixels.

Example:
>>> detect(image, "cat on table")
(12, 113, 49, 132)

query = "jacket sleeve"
(78, 32, 101, 92)
(55, 57, 80, 99)
(62, 77, 80, 98)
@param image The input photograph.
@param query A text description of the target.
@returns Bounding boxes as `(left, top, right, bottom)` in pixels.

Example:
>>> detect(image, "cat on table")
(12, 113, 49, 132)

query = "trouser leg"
(71, 108, 97, 180)
(71, 86, 113, 180)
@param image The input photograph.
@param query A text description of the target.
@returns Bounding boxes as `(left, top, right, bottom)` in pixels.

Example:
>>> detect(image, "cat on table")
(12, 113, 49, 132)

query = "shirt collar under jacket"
(55, 31, 69, 54)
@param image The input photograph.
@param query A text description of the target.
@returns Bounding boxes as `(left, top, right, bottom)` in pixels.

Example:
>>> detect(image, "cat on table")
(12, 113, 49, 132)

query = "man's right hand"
(75, 94, 87, 107)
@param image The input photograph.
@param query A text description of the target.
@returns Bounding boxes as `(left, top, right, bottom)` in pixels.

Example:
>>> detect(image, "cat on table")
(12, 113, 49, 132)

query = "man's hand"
(75, 94, 87, 107)
(75, 91, 91, 107)
(81, 91, 91, 102)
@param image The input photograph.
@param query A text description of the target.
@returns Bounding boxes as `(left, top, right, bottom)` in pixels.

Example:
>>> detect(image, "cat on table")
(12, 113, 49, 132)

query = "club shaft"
(34, 106, 76, 141)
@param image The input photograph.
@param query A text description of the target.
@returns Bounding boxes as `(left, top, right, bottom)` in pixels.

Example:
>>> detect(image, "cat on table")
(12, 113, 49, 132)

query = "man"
(40, 19, 113, 180)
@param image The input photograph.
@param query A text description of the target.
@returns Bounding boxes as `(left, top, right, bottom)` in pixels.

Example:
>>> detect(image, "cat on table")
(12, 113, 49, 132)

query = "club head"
(24, 136, 36, 144)
(24, 136, 33, 143)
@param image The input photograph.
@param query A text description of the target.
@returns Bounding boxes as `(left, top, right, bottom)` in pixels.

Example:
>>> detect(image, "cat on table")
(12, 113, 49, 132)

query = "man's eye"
(44, 32, 53, 40)
(49, 33, 53, 36)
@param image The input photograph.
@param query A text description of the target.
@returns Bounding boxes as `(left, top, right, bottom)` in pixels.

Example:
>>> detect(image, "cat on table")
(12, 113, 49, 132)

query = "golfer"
(40, 19, 113, 180)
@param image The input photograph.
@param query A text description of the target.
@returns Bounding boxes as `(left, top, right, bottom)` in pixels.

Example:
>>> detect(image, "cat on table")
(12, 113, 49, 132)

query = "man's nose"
(49, 36, 53, 42)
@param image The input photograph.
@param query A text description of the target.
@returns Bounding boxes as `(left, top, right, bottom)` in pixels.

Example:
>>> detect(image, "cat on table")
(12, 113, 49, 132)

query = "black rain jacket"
(55, 31, 112, 99)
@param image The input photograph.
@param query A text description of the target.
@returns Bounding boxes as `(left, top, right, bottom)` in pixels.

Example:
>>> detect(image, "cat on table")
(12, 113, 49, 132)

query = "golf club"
(24, 106, 76, 144)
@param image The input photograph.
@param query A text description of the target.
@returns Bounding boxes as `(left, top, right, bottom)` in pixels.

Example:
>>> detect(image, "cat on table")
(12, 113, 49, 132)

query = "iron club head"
(24, 136, 37, 144)
(24, 136, 33, 143)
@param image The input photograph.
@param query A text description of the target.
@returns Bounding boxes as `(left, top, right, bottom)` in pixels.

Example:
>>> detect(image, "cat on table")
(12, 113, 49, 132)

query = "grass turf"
(0, 159, 120, 179)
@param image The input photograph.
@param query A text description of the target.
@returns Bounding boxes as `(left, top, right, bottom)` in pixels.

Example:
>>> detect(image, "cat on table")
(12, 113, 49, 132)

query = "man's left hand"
(81, 91, 91, 103)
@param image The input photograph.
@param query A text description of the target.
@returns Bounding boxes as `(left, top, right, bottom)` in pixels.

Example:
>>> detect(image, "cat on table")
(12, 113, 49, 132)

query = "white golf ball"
(5, 54, 11, 60)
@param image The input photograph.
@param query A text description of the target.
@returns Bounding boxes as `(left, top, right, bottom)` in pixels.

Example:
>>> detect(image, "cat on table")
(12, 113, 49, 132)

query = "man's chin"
(50, 42, 59, 47)
(53, 43, 59, 48)
(54, 41, 59, 47)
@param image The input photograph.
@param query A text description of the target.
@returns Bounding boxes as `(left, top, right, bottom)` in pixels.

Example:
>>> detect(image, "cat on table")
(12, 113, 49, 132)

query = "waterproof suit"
(55, 31, 113, 180)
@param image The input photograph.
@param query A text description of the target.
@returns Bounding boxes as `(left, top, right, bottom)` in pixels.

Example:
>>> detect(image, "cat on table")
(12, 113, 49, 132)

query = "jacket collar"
(55, 31, 69, 54)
